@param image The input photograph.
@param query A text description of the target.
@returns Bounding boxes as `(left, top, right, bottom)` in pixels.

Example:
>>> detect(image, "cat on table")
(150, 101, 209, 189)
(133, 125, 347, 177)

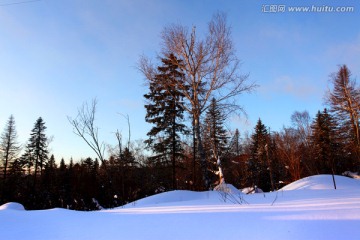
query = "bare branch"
(139, 12, 257, 189)
(68, 98, 106, 164)
(118, 113, 131, 149)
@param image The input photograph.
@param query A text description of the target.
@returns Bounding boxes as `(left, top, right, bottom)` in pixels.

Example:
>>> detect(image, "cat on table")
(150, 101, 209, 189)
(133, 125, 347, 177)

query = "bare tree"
(291, 110, 312, 147)
(139, 12, 257, 188)
(0, 115, 21, 182)
(119, 113, 131, 150)
(325, 65, 360, 158)
(290, 110, 313, 174)
(275, 128, 302, 182)
(111, 114, 131, 160)
(68, 98, 106, 164)
(114, 129, 123, 159)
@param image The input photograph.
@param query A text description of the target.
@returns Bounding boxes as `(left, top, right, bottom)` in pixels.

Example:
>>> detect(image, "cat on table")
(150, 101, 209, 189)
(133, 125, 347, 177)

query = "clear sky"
(0, 0, 359, 162)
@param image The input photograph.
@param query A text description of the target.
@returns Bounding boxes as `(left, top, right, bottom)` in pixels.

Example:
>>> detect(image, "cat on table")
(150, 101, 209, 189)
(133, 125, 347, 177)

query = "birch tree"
(140, 12, 256, 188)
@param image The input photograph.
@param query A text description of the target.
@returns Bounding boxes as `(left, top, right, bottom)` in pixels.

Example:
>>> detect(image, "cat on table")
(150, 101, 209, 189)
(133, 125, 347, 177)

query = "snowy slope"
(1, 175, 360, 240)
(122, 183, 243, 208)
(282, 174, 360, 190)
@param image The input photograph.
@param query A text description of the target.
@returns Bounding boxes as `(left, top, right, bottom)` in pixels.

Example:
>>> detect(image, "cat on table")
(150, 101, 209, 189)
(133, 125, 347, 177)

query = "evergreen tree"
(119, 147, 138, 203)
(0, 115, 20, 182)
(230, 129, 242, 156)
(27, 117, 49, 187)
(326, 65, 360, 164)
(47, 154, 57, 169)
(310, 109, 341, 174)
(225, 128, 247, 189)
(204, 98, 229, 158)
(43, 154, 57, 208)
(203, 98, 229, 184)
(144, 53, 188, 190)
(18, 143, 34, 175)
(248, 119, 274, 191)
(59, 158, 66, 171)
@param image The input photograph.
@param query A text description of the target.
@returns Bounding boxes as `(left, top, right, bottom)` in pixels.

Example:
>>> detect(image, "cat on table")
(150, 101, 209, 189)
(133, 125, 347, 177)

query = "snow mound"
(0, 202, 25, 211)
(122, 190, 214, 207)
(122, 186, 242, 208)
(282, 174, 360, 191)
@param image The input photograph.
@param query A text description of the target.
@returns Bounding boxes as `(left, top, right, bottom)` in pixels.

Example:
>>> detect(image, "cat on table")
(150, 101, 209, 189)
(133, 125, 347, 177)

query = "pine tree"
(203, 98, 229, 184)
(0, 115, 20, 182)
(326, 65, 360, 164)
(47, 154, 56, 169)
(204, 98, 229, 158)
(230, 129, 242, 156)
(310, 109, 340, 174)
(248, 119, 274, 191)
(59, 158, 66, 171)
(43, 154, 57, 208)
(144, 53, 188, 190)
(18, 144, 34, 175)
(27, 117, 49, 187)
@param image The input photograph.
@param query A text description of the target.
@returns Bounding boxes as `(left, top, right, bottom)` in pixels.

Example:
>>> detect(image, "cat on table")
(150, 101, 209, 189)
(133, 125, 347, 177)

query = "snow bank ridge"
(281, 174, 360, 191)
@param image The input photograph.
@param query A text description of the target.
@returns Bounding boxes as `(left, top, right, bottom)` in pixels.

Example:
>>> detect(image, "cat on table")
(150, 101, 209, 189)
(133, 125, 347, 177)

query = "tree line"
(1, 13, 359, 210)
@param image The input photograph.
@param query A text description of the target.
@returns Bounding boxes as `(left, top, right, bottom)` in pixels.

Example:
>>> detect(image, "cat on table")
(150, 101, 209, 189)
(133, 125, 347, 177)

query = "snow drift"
(282, 174, 360, 190)
(122, 183, 242, 208)
(0, 202, 25, 211)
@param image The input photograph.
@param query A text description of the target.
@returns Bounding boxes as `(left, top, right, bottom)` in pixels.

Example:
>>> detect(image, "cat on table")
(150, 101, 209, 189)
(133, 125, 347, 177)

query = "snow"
(242, 186, 264, 194)
(282, 174, 360, 190)
(343, 171, 360, 179)
(1, 175, 360, 240)
(0, 202, 25, 211)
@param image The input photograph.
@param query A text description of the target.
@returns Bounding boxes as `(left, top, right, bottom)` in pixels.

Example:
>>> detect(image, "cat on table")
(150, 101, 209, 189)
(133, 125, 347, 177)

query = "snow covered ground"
(1, 175, 360, 240)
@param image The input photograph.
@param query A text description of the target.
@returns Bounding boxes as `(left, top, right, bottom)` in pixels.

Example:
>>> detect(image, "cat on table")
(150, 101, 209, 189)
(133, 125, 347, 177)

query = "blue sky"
(0, 0, 359, 162)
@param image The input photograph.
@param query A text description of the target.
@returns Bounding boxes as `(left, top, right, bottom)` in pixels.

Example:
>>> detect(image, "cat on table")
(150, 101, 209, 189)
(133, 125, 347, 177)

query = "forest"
(1, 13, 359, 210)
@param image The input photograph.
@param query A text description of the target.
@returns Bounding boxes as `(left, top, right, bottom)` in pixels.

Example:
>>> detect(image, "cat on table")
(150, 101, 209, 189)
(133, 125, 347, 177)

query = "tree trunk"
(3, 153, 9, 182)
(192, 117, 196, 190)
(33, 155, 38, 189)
(216, 157, 225, 184)
(331, 172, 337, 190)
(194, 115, 209, 189)
(211, 136, 225, 185)
(172, 112, 177, 190)
(266, 145, 275, 191)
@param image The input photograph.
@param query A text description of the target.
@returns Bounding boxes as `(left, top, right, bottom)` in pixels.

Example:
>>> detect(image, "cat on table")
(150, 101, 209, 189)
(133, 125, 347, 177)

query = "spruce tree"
(59, 158, 66, 171)
(18, 144, 34, 175)
(144, 53, 188, 190)
(28, 117, 49, 186)
(230, 129, 242, 157)
(43, 154, 57, 208)
(310, 109, 340, 174)
(203, 98, 229, 184)
(204, 98, 229, 158)
(248, 119, 273, 191)
(47, 154, 56, 169)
